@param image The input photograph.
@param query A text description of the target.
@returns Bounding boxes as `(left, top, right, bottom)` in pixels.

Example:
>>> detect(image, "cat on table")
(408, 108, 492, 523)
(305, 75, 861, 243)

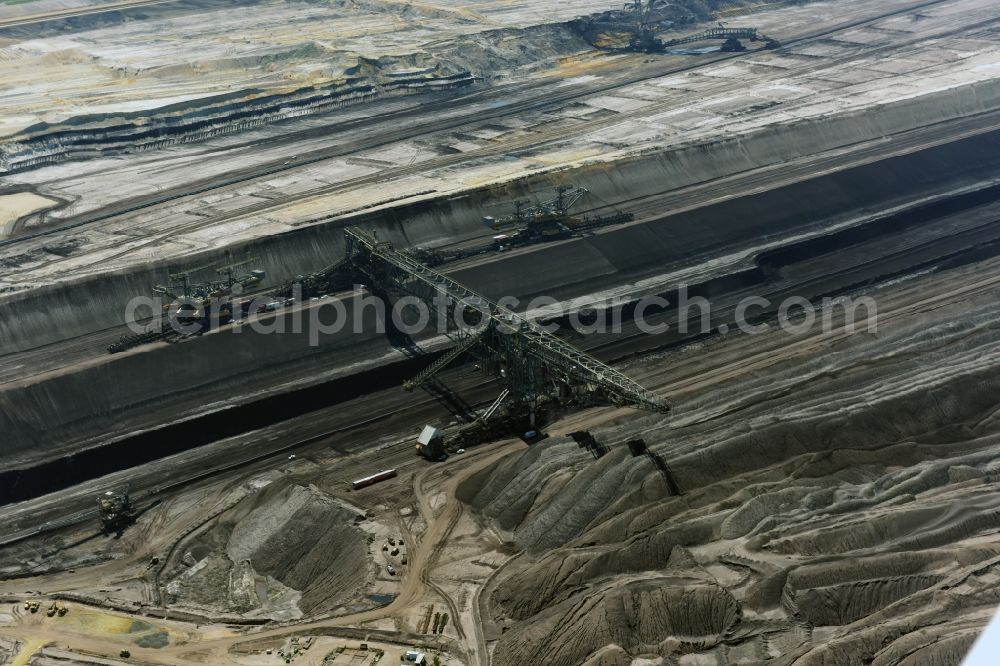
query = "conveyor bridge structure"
(662, 27, 780, 50)
(343, 227, 670, 420)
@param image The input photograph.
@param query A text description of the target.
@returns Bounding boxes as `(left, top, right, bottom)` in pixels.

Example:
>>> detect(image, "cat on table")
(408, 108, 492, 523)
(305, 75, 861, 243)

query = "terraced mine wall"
(0, 293, 401, 468)
(0, 73, 474, 174)
(5, 77, 1000, 356)
(5, 83, 1000, 471)
(0, 0, 258, 41)
(3, 136, 1000, 468)
(0, 18, 600, 174)
(5, 153, 1000, 484)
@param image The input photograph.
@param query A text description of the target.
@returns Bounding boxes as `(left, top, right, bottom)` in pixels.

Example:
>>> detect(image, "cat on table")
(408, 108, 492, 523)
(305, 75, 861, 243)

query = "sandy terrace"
(0, 0, 617, 137)
(1, 0, 998, 290)
(0, 191, 57, 238)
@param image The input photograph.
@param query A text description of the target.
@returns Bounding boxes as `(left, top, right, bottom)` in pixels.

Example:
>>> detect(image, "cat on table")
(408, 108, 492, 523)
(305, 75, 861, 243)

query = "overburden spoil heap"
(462, 276, 1000, 665)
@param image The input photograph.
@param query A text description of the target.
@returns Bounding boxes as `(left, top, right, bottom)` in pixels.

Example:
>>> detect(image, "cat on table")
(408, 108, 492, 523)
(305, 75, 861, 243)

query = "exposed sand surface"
(1, 0, 999, 664)
(0, 191, 57, 238)
(459, 261, 1000, 665)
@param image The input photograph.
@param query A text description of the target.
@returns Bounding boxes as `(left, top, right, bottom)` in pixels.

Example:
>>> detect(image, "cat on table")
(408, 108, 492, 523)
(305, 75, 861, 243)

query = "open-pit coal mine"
(3, 0, 1000, 665)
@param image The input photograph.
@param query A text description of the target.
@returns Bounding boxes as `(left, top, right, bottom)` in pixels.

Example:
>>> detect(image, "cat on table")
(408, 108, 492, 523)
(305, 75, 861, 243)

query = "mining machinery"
(98, 488, 135, 534)
(270, 185, 630, 287)
(271, 257, 354, 300)
(623, 0, 664, 53)
(153, 262, 212, 299)
(150, 260, 230, 328)
(574, 0, 675, 53)
(343, 227, 669, 435)
(377, 185, 632, 270)
(584, 0, 779, 54)
(661, 26, 781, 52)
(214, 257, 264, 292)
(108, 257, 265, 353)
(398, 190, 590, 270)
(151, 257, 264, 303)
(485, 185, 589, 234)
(625, 24, 781, 54)
(482, 185, 633, 246)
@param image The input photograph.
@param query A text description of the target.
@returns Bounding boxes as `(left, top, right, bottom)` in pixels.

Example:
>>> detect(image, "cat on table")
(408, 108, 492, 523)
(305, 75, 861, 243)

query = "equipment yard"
(3, 0, 1000, 664)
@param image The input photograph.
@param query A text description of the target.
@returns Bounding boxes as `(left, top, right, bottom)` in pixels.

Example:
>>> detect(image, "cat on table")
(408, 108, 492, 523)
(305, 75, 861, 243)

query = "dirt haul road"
(0, 439, 521, 664)
(6, 250, 1000, 664)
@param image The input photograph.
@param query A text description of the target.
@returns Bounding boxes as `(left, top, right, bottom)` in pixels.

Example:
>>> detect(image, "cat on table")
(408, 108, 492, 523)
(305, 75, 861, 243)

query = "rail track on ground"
(4, 197, 1000, 547)
(0, 0, 982, 562)
(0, 0, 180, 29)
(0, 0, 957, 260)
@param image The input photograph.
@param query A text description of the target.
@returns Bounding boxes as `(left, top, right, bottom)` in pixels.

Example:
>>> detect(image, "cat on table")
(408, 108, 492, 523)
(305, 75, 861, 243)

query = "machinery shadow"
(627, 438, 682, 495)
(646, 450, 682, 496)
(571, 430, 609, 459)
(420, 379, 480, 423)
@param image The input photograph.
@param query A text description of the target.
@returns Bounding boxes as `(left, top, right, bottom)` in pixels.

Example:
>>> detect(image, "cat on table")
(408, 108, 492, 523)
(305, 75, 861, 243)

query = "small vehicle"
(521, 430, 548, 444)
(386, 565, 397, 576)
(287, 454, 296, 460)
(456, 448, 466, 454)
(120, 649, 131, 658)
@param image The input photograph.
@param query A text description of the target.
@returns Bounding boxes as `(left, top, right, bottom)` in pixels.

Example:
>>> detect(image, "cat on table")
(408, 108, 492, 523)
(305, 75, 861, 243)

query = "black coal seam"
(0, 350, 444, 505)
(5, 182, 1000, 504)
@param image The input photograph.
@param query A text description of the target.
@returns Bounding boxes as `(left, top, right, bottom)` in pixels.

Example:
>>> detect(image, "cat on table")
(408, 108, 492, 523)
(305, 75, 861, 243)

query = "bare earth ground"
(1, 0, 1000, 664)
(3, 251, 1000, 664)
(2, 0, 995, 289)
(0, 192, 56, 238)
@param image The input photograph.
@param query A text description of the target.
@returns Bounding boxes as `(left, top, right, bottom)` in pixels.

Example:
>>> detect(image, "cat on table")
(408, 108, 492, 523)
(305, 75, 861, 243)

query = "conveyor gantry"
(662, 27, 780, 50)
(344, 227, 670, 417)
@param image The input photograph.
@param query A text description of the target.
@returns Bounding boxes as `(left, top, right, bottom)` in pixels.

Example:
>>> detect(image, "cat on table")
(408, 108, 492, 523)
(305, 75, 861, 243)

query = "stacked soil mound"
(165, 480, 368, 617)
(493, 579, 739, 666)
(466, 295, 1000, 663)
